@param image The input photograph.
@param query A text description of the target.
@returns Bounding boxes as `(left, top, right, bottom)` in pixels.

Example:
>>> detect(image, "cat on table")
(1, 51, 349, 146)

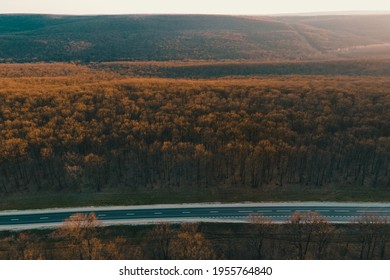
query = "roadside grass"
(1, 185, 390, 211)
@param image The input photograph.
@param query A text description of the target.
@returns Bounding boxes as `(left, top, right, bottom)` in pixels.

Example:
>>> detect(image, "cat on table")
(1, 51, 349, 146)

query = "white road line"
(40, 217, 49, 220)
(276, 210, 291, 213)
(154, 212, 162, 215)
(335, 210, 350, 213)
(238, 210, 253, 213)
(316, 210, 330, 212)
(210, 211, 219, 213)
(98, 214, 106, 217)
(182, 211, 191, 214)
(11, 218, 19, 221)
(126, 213, 134, 216)
(356, 210, 390, 213)
(258, 210, 272, 213)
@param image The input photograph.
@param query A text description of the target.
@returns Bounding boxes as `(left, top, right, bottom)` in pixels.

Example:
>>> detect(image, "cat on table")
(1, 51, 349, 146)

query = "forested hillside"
(100, 59, 390, 78)
(0, 64, 389, 200)
(1, 14, 390, 62)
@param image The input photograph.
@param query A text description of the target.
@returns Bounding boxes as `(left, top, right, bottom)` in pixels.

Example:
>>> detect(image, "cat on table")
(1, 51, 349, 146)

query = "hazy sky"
(1, 0, 390, 15)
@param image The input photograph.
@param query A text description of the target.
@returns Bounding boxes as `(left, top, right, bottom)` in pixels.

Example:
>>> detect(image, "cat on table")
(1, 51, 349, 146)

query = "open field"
(334, 43, 390, 59)
(2, 186, 390, 211)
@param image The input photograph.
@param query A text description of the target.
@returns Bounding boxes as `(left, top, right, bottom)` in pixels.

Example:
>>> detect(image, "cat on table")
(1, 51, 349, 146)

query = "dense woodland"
(101, 59, 390, 78)
(0, 63, 389, 197)
(2, 212, 390, 260)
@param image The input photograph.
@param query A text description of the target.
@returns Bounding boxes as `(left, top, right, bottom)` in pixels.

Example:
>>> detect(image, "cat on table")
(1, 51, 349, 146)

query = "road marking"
(5, 206, 389, 227)
(356, 210, 390, 213)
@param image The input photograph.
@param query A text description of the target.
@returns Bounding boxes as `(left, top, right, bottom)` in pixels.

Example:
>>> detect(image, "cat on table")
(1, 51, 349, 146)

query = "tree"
(354, 214, 389, 260)
(52, 213, 101, 259)
(8, 232, 44, 260)
(148, 223, 173, 260)
(171, 224, 216, 260)
(83, 153, 106, 191)
(248, 214, 273, 259)
(288, 211, 334, 259)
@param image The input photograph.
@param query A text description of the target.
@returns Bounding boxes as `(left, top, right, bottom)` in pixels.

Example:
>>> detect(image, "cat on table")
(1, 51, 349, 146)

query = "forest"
(100, 59, 390, 78)
(0, 63, 389, 203)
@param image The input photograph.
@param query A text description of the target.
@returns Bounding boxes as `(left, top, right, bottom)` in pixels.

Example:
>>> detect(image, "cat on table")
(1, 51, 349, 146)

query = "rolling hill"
(0, 14, 390, 62)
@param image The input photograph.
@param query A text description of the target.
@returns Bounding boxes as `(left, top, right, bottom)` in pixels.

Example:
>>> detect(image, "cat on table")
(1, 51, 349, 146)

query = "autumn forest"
(0, 63, 389, 202)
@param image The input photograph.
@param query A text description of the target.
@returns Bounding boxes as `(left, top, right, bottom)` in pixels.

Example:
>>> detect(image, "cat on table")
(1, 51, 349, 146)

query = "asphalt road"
(1, 203, 390, 230)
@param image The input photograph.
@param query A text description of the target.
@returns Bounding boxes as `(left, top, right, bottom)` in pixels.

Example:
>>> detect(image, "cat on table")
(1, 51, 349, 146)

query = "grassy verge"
(1, 185, 390, 211)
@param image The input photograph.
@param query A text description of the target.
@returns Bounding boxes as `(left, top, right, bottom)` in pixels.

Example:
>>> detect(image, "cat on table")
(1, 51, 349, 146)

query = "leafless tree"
(171, 223, 216, 260)
(248, 214, 273, 259)
(354, 214, 389, 260)
(288, 211, 334, 259)
(148, 222, 173, 259)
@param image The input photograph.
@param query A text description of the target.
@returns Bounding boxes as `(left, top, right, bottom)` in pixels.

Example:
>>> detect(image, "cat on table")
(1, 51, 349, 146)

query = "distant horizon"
(1, 10, 390, 17)
(2, 0, 390, 16)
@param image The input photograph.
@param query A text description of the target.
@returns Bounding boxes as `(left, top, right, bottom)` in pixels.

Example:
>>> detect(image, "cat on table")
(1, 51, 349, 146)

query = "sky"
(1, 0, 390, 15)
